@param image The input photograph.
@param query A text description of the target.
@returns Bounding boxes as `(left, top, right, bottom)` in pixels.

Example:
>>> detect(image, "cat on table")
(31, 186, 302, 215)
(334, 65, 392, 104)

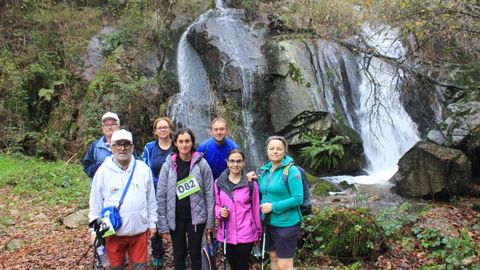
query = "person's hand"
(246, 171, 257, 181)
(147, 228, 157, 239)
(161, 232, 169, 241)
(260, 203, 272, 214)
(220, 207, 229, 218)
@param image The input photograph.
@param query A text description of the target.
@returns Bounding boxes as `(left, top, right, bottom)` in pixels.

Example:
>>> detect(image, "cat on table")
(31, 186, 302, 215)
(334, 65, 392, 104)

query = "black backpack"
(282, 163, 312, 216)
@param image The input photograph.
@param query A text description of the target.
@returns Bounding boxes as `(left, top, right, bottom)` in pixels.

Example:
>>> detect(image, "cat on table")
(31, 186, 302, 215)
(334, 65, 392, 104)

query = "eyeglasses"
(227, 159, 243, 165)
(156, 126, 170, 131)
(102, 124, 119, 129)
(112, 143, 132, 150)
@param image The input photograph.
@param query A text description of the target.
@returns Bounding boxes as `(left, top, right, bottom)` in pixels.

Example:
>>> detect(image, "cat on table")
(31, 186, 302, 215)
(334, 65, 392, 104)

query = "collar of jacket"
(260, 155, 294, 174)
(217, 169, 248, 199)
(168, 151, 204, 173)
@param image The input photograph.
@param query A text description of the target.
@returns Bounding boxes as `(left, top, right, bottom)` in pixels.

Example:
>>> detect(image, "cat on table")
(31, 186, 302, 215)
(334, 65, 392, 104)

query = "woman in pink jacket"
(214, 149, 262, 270)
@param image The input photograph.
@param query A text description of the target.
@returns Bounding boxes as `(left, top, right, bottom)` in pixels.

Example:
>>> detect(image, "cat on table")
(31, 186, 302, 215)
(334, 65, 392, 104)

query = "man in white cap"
(83, 112, 121, 181)
(89, 129, 157, 270)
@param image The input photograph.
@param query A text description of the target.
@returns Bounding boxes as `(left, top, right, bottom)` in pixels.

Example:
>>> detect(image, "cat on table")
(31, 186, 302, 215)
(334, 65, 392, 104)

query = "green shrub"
(299, 130, 346, 170)
(375, 203, 418, 238)
(298, 207, 384, 263)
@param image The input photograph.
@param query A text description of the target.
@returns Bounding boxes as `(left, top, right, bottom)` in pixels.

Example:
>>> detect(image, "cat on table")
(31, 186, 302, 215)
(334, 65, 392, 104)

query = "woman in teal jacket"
(259, 135, 303, 270)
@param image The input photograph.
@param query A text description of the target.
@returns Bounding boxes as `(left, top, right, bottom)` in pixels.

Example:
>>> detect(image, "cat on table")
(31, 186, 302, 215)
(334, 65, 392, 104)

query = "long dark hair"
(172, 128, 196, 154)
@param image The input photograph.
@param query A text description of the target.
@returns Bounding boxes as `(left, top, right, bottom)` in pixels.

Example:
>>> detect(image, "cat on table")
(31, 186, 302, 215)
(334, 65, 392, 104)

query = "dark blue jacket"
(83, 136, 138, 180)
(141, 140, 172, 188)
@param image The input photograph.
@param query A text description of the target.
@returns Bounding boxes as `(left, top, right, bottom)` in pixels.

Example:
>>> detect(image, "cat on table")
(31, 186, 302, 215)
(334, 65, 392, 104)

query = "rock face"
(392, 141, 471, 198)
(186, 9, 271, 168)
(265, 39, 364, 175)
(427, 100, 480, 180)
(266, 40, 329, 132)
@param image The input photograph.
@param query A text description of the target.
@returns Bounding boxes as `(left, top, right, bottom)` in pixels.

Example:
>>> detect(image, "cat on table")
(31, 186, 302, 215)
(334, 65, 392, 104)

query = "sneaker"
(153, 258, 163, 270)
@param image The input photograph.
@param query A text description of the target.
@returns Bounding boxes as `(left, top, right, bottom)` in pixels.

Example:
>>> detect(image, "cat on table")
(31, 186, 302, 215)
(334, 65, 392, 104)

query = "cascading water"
(327, 25, 420, 185)
(169, 13, 214, 143)
(209, 10, 266, 169)
(169, 5, 266, 169)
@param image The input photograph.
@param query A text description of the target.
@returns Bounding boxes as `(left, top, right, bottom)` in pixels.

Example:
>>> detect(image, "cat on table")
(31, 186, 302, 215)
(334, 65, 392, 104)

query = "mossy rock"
(311, 178, 341, 197)
(299, 208, 384, 260)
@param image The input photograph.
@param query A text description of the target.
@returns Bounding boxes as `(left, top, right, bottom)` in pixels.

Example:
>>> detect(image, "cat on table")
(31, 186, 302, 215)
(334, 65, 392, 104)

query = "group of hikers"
(86, 112, 305, 270)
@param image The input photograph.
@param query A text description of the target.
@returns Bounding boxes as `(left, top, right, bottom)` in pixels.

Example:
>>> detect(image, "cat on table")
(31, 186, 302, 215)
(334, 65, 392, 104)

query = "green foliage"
(412, 226, 480, 269)
(0, 3, 102, 158)
(298, 207, 384, 263)
(0, 154, 89, 208)
(288, 62, 304, 85)
(311, 178, 340, 196)
(375, 202, 418, 238)
(262, 0, 363, 38)
(299, 131, 346, 170)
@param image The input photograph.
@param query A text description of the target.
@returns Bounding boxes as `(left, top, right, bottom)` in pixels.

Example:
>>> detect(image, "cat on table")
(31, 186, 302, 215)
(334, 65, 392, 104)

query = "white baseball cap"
(111, 129, 133, 144)
(101, 112, 120, 124)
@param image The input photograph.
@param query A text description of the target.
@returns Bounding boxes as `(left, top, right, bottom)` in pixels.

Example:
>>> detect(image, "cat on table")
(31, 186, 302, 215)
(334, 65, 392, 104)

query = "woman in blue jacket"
(259, 136, 303, 270)
(141, 117, 174, 270)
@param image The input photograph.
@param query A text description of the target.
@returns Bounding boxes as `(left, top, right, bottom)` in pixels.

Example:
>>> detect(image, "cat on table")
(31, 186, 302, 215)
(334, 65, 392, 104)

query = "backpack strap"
(282, 162, 294, 195)
(118, 159, 137, 209)
(248, 181, 254, 199)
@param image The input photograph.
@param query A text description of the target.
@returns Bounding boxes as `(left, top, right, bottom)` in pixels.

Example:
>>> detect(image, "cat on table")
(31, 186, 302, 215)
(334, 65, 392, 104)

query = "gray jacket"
(156, 152, 215, 232)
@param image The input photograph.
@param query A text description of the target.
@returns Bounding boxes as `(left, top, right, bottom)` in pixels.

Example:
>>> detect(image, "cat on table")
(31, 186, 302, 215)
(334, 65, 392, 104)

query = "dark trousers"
(226, 242, 254, 270)
(170, 217, 205, 270)
(151, 231, 165, 259)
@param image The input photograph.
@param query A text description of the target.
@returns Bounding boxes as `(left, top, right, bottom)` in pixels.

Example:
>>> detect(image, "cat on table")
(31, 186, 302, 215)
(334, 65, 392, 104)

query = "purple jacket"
(214, 170, 262, 244)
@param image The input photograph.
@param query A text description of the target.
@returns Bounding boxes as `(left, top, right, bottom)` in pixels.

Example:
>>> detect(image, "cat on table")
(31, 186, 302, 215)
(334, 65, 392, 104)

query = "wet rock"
(63, 209, 89, 229)
(392, 141, 471, 199)
(429, 100, 480, 180)
(6, 239, 23, 252)
(266, 40, 329, 133)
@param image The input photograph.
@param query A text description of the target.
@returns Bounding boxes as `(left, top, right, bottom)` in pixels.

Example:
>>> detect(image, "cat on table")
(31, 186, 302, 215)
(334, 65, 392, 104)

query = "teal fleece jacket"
(259, 155, 303, 227)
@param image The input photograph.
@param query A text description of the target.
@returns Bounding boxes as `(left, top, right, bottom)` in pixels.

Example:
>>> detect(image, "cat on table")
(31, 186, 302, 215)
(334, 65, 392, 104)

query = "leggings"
(170, 217, 205, 270)
(226, 242, 254, 270)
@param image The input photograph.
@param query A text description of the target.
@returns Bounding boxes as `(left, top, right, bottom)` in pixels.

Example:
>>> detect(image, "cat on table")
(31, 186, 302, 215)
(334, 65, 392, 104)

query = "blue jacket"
(141, 140, 173, 188)
(82, 136, 112, 179)
(197, 137, 239, 180)
(83, 136, 138, 180)
(259, 155, 303, 227)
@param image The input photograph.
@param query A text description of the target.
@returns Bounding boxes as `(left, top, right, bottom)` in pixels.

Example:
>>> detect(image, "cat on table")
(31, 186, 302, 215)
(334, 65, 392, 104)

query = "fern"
(299, 132, 346, 170)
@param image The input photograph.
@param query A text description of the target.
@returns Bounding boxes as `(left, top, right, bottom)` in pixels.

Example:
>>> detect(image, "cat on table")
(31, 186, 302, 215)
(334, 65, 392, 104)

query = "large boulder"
(266, 40, 329, 133)
(391, 141, 471, 199)
(427, 100, 480, 180)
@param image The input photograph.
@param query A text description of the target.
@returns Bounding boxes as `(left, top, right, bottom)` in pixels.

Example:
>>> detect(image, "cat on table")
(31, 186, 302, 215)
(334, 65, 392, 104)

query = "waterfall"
(215, 0, 224, 9)
(211, 10, 266, 170)
(330, 25, 420, 185)
(169, 8, 266, 168)
(169, 13, 214, 143)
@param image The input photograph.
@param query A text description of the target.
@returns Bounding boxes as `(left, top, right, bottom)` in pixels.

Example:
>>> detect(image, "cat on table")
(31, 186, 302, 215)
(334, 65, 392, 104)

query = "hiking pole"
(223, 213, 227, 270)
(261, 214, 269, 270)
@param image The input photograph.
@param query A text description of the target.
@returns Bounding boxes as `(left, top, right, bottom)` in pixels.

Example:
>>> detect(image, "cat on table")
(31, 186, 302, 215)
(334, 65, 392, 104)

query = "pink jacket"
(214, 170, 262, 244)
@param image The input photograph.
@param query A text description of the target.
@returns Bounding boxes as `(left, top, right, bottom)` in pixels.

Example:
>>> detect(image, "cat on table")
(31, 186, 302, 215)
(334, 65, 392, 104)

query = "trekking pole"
(261, 214, 269, 270)
(223, 215, 227, 270)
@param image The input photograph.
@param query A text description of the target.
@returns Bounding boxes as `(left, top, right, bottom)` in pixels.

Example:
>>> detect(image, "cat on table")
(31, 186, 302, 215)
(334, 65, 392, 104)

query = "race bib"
(176, 176, 201, 200)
